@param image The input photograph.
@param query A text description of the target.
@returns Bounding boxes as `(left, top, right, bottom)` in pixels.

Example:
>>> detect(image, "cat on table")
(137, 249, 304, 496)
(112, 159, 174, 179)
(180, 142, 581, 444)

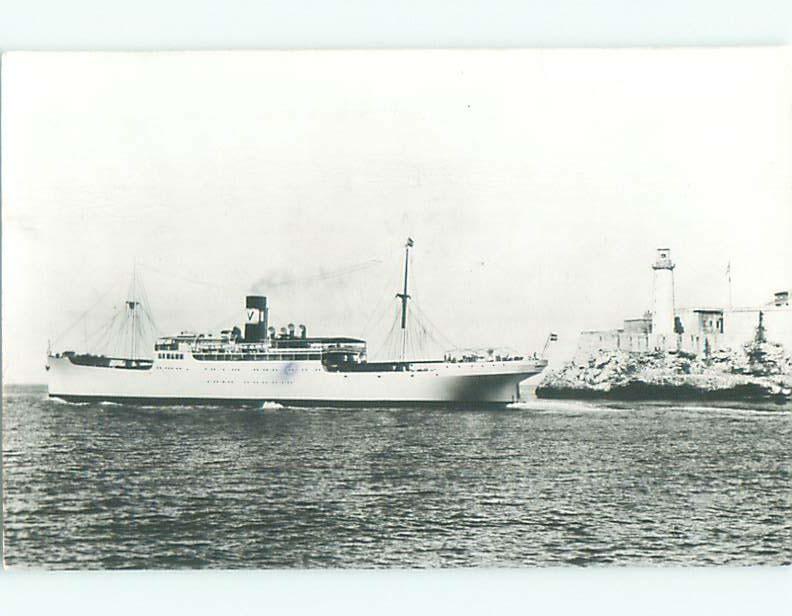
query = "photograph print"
(2, 48, 791, 568)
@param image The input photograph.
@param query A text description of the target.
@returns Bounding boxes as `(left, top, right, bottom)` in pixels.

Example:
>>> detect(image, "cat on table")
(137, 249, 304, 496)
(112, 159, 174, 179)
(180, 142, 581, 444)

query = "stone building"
(577, 248, 792, 358)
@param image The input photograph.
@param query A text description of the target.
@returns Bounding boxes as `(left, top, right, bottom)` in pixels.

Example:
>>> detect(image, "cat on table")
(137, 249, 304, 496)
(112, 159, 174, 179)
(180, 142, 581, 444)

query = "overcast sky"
(3, 48, 791, 383)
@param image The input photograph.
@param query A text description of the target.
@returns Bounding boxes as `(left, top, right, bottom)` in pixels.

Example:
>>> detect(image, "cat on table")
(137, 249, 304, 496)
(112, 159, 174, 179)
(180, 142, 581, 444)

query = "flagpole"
(541, 333, 558, 357)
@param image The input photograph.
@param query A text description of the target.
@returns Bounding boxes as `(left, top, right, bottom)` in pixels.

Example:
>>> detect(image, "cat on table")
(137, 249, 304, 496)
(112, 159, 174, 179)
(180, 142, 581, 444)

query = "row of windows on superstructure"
(156, 352, 323, 361)
(193, 353, 322, 361)
(207, 380, 304, 385)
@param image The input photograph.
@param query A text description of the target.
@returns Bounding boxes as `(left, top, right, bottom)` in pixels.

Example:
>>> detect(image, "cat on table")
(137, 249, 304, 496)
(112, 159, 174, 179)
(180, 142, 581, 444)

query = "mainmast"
(396, 237, 414, 360)
(396, 238, 414, 329)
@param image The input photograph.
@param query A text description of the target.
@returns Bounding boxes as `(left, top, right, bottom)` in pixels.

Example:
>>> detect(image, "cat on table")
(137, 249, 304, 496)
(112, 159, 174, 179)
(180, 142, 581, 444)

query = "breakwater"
(537, 341, 792, 402)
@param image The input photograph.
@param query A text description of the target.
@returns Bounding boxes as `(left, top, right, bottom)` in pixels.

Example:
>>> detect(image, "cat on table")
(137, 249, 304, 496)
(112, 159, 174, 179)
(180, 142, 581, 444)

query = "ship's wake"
(507, 399, 790, 416)
(48, 396, 90, 407)
(671, 404, 790, 417)
(260, 401, 285, 410)
(506, 399, 628, 413)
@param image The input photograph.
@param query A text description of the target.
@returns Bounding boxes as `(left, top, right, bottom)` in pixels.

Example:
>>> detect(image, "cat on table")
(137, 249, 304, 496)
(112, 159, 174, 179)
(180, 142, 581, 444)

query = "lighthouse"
(651, 248, 676, 348)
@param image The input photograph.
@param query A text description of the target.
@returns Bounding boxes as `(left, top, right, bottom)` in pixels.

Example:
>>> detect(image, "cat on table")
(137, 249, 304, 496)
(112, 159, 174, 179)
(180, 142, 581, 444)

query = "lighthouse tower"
(651, 248, 676, 349)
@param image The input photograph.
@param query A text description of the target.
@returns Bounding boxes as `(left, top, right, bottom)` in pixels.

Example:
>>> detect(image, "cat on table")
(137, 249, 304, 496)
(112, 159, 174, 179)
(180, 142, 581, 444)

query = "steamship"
(47, 241, 549, 406)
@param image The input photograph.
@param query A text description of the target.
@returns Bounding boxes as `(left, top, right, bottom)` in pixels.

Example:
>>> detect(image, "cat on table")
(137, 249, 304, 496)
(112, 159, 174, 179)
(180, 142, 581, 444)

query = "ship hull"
(47, 356, 545, 405)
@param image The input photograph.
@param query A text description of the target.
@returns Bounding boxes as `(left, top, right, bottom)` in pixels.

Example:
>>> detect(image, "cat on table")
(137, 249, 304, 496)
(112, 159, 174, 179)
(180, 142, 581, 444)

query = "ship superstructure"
(47, 241, 549, 405)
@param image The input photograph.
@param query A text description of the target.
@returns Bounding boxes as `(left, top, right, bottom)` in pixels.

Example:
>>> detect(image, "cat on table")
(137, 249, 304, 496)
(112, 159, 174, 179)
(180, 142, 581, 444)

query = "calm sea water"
(3, 385, 791, 569)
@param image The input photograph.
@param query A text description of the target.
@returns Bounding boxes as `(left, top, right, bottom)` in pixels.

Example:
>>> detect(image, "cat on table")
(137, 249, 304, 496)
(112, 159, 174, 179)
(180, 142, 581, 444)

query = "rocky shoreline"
(536, 341, 792, 402)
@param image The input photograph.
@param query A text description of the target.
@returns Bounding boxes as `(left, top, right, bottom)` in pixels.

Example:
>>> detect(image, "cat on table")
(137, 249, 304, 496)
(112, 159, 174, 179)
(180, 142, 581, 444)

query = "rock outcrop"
(536, 340, 792, 401)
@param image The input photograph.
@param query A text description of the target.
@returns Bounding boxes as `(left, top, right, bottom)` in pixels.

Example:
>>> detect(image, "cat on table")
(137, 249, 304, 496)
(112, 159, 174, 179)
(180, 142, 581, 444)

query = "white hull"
(47, 355, 546, 405)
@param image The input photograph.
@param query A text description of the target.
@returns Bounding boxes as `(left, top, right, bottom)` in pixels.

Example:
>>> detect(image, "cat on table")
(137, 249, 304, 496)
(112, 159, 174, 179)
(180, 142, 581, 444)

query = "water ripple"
(3, 385, 791, 568)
